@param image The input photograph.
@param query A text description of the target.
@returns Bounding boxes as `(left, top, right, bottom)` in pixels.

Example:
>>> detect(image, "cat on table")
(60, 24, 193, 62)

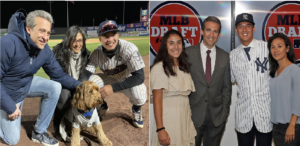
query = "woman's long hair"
(268, 32, 295, 78)
(151, 29, 191, 77)
(53, 25, 90, 74)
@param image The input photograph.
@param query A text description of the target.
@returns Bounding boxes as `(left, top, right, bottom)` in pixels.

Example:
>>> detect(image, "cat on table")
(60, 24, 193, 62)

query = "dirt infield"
(48, 37, 148, 43)
(0, 55, 150, 146)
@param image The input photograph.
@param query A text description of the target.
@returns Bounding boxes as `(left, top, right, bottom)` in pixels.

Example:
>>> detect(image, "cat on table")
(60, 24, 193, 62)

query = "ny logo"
(243, 14, 248, 20)
(255, 57, 268, 73)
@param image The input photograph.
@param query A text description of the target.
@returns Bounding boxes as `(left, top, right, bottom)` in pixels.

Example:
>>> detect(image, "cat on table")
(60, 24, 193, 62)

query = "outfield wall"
(87, 25, 149, 38)
(0, 25, 149, 39)
(88, 30, 149, 38)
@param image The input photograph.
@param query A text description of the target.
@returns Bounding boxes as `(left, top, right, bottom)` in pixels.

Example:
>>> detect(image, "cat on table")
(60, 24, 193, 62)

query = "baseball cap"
(235, 13, 255, 26)
(98, 20, 119, 36)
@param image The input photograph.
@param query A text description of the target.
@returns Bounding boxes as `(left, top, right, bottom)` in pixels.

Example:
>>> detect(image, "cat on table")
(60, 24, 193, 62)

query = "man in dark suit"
(186, 16, 232, 146)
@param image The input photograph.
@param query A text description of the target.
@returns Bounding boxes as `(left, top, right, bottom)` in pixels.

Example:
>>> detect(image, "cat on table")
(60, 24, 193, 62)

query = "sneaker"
(31, 130, 59, 146)
(132, 106, 144, 128)
(54, 126, 64, 142)
(98, 101, 109, 117)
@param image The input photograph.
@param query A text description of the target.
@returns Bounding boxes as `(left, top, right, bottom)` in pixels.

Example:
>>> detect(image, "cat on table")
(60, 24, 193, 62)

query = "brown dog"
(59, 81, 112, 146)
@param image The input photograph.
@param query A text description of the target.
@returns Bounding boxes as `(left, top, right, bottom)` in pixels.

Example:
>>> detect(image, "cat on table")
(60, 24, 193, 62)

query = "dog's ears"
(72, 83, 87, 111)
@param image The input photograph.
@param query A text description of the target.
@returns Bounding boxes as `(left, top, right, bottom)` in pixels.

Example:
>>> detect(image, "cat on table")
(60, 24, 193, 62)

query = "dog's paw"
(100, 139, 112, 146)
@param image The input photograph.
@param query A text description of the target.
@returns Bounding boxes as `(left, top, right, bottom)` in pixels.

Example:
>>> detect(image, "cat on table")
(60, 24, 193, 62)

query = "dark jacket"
(0, 11, 81, 115)
(52, 42, 91, 82)
(186, 44, 232, 127)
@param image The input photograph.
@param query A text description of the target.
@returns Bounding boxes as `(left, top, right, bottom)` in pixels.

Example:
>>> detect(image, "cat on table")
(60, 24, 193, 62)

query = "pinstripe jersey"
(86, 39, 145, 81)
(230, 39, 272, 133)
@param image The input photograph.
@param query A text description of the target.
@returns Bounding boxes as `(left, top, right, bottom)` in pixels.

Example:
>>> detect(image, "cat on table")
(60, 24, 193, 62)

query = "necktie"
(205, 50, 211, 84)
(244, 47, 251, 61)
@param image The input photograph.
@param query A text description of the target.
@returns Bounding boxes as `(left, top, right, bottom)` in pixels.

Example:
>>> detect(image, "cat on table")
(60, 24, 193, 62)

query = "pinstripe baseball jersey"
(230, 39, 272, 133)
(86, 39, 145, 81)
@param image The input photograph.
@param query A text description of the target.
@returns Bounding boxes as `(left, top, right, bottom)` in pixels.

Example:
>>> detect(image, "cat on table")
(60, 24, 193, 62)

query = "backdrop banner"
(149, 1, 300, 146)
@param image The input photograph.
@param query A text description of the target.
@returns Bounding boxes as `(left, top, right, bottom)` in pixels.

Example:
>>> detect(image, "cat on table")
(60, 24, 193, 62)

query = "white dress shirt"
(230, 39, 272, 133)
(200, 42, 216, 75)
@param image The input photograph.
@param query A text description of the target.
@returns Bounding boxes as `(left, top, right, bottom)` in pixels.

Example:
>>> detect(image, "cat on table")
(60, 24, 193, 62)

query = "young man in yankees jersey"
(81, 20, 147, 128)
(230, 13, 272, 146)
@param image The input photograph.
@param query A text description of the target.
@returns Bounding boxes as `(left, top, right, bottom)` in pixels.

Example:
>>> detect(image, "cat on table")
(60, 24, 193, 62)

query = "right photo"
(149, 1, 300, 146)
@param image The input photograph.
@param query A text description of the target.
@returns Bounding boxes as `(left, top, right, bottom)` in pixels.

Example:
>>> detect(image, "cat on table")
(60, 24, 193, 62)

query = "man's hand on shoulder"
(8, 104, 21, 120)
(100, 85, 114, 98)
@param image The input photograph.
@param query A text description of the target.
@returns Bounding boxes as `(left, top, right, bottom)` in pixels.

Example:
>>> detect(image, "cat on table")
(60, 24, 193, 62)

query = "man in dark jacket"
(0, 10, 81, 146)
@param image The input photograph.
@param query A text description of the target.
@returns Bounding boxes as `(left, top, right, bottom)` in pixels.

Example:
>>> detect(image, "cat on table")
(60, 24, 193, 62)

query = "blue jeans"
(0, 76, 61, 145)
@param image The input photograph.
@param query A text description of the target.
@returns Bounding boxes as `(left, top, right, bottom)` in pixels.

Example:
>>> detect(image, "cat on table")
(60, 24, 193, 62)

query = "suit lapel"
(209, 47, 222, 85)
(193, 44, 206, 83)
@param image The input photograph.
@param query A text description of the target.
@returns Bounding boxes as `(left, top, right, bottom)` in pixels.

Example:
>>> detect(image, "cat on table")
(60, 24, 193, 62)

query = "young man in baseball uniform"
(230, 13, 272, 146)
(81, 20, 147, 128)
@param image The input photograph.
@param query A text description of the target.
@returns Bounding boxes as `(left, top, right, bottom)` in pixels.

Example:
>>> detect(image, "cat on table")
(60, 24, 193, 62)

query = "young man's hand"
(8, 104, 21, 120)
(100, 85, 114, 98)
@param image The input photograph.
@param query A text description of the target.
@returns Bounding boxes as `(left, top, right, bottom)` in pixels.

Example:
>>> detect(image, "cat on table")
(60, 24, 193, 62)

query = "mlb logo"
(184, 39, 193, 48)
(294, 39, 300, 49)
(150, 2, 202, 55)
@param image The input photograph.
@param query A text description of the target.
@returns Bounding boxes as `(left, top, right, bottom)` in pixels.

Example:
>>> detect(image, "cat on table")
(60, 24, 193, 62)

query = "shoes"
(31, 130, 59, 146)
(98, 101, 109, 117)
(54, 125, 64, 142)
(131, 106, 144, 128)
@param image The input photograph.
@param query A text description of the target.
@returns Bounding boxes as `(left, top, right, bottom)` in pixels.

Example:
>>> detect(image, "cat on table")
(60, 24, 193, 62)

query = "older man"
(186, 16, 232, 146)
(0, 10, 80, 146)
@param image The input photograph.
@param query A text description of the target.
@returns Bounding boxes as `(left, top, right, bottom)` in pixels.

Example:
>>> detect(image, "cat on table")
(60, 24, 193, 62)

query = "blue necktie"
(244, 47, 251, 61)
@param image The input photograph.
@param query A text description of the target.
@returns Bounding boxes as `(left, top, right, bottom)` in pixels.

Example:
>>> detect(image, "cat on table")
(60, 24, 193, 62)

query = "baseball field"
(0, 35, 150, 146)
(35, 36, 149, 79)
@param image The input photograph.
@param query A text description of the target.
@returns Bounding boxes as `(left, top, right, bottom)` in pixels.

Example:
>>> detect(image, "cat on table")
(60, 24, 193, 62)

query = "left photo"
(0, 1, 150, 146)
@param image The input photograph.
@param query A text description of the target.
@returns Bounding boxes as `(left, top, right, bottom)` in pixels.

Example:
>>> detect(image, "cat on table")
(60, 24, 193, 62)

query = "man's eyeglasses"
(101, 24, 117, 33)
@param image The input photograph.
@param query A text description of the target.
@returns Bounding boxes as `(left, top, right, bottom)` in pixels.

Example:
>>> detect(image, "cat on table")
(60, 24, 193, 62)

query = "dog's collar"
(77, 108, 95, 119)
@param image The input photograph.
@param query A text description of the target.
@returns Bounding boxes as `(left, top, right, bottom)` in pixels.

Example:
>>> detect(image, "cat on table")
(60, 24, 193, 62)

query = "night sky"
(0, 1, 148, 28)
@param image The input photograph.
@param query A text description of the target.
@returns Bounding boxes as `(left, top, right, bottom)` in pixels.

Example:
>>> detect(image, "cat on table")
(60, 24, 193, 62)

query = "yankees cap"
(235, 13, 255, 26)
(98, 20, 119, 36)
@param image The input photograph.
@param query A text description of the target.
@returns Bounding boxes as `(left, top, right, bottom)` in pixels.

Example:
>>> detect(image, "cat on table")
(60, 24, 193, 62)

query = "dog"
(59, 81, 112, 146)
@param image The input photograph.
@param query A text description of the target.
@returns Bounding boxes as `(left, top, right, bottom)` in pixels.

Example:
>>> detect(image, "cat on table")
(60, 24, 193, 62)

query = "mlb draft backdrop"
(150, 1, 232, 64)
(236, 1, 300, 64)
(150, 1, 300, 146)
(149, 1, 233, 146)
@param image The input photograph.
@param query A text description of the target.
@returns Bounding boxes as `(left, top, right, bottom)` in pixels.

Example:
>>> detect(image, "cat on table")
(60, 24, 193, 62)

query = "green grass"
(35, 36, 149, 79)
(48, 42, 61, 48)
(126, 39, 149, 56)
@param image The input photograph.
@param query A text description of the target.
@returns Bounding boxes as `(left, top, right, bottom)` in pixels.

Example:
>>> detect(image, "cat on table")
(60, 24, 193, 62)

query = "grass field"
(35, 36, 149, 79)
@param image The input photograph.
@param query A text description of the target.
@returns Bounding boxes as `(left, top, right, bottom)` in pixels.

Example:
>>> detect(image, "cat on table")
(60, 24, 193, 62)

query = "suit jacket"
(186, 43, 231, 127)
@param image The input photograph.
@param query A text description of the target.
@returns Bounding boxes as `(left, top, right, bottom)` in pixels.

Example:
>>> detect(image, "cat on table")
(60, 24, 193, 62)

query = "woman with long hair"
(52, 25, 108, 139)
(268, 33, 300, 146)
(52, 25, 90, 78)
(151, 29, 196, 146)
